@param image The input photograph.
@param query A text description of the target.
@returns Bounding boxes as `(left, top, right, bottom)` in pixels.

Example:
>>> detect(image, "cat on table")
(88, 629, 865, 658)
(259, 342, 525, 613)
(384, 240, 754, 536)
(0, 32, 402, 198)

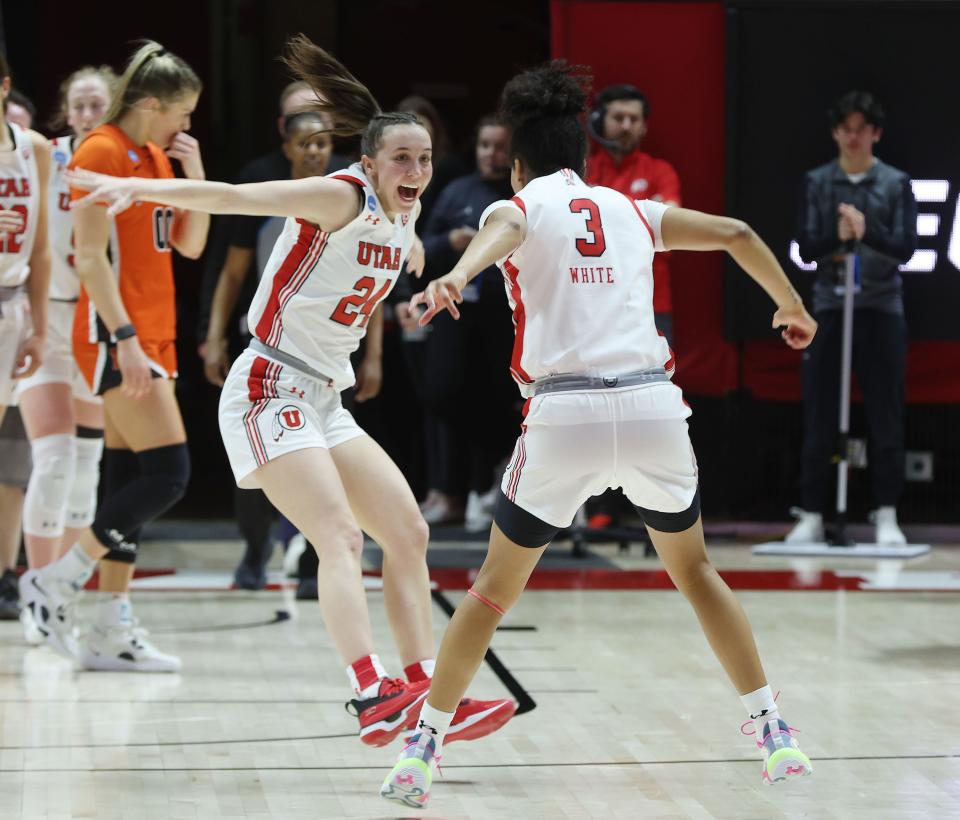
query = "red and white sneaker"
(407, 697, 517, 745)
(346, 678, 431, 747)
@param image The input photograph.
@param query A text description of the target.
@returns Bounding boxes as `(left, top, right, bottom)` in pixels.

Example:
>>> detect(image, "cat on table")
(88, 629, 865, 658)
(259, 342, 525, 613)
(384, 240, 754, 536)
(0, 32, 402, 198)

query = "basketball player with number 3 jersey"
(382, 62, 819, 809)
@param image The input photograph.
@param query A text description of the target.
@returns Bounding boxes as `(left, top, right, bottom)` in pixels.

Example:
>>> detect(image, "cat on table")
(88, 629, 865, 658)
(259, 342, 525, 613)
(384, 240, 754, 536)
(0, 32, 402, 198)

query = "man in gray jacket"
(788, 90, 917, 545)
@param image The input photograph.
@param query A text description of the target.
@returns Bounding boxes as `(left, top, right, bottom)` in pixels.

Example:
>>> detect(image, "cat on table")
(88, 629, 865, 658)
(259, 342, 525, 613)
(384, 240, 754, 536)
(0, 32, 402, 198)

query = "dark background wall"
(551, 0, 959, 521)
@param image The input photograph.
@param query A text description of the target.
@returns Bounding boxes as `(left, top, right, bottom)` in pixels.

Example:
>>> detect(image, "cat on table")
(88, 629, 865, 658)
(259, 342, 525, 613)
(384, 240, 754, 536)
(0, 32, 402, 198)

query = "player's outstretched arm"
(67, 170, 361, 234)
(410, 205, 526, 326)
(660, 206, 817, 350)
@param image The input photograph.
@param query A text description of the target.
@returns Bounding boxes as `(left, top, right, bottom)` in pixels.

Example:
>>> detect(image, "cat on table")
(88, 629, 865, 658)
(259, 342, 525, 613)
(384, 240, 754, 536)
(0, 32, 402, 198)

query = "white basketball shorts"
(16, 300, 99, 402)
(0, 293, 30, 407)
(219, 347, 365, 489)
(500, 381, 699, 528)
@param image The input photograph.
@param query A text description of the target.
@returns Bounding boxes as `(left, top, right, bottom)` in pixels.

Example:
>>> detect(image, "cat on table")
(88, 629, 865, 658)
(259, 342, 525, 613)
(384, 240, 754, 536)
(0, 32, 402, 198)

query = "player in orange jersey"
(20, 42, 208, 673)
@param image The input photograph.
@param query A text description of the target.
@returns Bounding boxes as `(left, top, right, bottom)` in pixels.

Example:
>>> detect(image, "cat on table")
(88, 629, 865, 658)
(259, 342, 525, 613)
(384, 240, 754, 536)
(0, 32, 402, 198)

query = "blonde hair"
(106, 40, 201, 123)
(48, 65, 118, 132)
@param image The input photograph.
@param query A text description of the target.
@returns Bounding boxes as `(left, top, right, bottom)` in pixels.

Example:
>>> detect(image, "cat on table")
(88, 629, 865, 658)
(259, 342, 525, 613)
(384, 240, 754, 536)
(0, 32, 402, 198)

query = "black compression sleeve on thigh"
(636, 487, 701, 534)
(493, 490, 560, 548)
(93, 443, 191, 559)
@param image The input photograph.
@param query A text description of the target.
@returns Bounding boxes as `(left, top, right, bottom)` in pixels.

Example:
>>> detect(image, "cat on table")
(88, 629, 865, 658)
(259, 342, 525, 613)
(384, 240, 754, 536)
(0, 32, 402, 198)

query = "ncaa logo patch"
(272, 404, 306, 442)
(367, 194, 377, 212)
(53, 151, 67, 165)
(128, 149, 139, 163)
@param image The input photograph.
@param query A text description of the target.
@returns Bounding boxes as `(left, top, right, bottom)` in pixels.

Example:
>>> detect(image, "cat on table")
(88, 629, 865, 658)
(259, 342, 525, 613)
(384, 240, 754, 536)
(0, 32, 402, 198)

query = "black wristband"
(114, 323, 137, 341)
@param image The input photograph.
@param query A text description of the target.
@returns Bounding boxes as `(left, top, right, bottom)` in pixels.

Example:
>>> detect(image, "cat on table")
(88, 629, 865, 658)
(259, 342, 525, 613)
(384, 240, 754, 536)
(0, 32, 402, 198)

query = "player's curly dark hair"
(499, 60, 591, 178)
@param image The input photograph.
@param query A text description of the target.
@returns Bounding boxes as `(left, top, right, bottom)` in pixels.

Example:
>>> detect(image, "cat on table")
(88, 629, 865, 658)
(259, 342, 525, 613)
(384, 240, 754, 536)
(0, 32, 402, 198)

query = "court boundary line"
(3, 752, 958, 773)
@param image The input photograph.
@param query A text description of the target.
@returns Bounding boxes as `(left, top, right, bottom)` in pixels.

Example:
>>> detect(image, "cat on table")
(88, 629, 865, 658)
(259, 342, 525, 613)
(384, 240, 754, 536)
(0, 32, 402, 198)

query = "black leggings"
(800, 309, 907, 513)
(422, 281, 519, 496)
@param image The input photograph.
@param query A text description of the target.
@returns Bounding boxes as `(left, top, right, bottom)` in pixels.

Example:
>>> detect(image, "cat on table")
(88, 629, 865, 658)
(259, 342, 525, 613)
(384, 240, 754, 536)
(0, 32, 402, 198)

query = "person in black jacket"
(787, 91, 917, 545)
(411, 115, 518, 528)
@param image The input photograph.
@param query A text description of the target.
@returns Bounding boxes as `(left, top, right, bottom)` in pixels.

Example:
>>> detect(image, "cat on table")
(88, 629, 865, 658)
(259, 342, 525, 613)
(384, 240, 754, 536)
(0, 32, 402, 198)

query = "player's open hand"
(66, 169, 140, 217)
(773, 303, 817, 350)
(410, 270, 469, 326)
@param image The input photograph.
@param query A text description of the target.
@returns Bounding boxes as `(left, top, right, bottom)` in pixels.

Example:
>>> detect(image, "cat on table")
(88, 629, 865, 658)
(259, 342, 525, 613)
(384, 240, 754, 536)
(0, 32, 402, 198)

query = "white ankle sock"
(49, 544, 96, 590)
(98, 594, 132, 626)
(740, 685, 778, 720)
(415, 702, 455, 752)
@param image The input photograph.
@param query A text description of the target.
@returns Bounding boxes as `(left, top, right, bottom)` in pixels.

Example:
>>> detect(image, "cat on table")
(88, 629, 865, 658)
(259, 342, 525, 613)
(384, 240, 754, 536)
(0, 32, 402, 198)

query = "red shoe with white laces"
(346, 678, 431, 747)
(407, 696, 517, 745)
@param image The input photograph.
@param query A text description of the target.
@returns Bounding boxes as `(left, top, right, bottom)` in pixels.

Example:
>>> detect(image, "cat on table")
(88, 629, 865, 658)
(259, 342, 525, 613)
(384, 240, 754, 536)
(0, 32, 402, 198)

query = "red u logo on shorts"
(281, 408, 303, 429)
(276, 405, 306, 432)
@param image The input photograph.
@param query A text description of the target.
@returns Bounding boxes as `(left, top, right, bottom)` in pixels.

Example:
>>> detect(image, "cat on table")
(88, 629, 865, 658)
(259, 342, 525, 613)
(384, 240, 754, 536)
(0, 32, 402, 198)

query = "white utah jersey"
(0, 123, 41, 288)
(48, 136, 79, 300)
(247, 163, 417, 388)
(480, 169, 673, 398)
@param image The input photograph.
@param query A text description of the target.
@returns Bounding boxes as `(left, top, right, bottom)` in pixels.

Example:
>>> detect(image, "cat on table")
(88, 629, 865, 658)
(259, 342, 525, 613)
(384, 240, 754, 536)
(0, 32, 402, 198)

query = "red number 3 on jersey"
(569, 198, 606, 257)
(330, 276, 392, 328)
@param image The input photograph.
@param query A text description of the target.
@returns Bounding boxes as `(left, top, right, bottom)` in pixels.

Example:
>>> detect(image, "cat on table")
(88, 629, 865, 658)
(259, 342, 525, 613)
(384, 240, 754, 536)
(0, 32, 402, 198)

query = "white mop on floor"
(753, 248, 930, 560)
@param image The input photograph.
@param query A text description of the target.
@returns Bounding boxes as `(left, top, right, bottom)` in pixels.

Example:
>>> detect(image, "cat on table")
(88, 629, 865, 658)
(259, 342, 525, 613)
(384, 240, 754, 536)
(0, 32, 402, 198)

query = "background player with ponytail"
(20, 42, 208, 672)
(15, 66, 116, 645)
(68, 34, 517, 748)
(381, 62, 817, 808)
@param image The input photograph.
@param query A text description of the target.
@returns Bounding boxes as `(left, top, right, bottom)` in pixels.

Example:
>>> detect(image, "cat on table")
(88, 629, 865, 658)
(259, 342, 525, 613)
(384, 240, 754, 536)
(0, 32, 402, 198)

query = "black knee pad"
(493, 491, 560, 548)
(137, 442, 191, 504)
(93, 443, 190, 558)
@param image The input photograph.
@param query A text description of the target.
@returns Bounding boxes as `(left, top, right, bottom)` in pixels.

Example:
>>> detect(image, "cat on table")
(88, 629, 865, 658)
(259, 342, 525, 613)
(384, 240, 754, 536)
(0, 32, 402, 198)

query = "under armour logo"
(396, 774, 415, 785)
(602, 376, 619, 387)
(417, 719, 438, 735)
(364, 213, 381, 226)
(288, 385, 305, 398)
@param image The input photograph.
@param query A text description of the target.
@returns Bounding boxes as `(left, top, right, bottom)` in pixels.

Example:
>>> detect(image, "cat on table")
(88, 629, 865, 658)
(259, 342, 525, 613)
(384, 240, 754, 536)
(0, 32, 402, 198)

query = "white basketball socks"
(740, 684, 780, 736)
(48, 543, 97, 591)
(414, 702, 454, 754)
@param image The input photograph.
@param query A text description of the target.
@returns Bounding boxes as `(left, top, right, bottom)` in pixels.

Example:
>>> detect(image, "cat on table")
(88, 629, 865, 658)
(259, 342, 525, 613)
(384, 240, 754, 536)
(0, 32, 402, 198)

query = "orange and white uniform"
(69, 123, 178, 394)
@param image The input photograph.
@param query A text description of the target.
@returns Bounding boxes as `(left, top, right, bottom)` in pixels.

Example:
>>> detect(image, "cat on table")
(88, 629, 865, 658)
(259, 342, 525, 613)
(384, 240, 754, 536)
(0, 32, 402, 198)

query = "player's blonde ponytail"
(106, 41, 201, 123)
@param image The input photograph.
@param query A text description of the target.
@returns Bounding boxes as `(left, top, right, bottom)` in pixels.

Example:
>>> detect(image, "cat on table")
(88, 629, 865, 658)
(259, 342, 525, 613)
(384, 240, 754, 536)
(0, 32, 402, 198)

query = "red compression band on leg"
(467, 587, 506, 615)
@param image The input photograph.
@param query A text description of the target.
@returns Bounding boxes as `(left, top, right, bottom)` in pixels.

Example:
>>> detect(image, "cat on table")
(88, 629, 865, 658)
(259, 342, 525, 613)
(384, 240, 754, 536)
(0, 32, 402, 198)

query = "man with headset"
(584, 84, 682, 532)
(587, 84, 680, 342)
